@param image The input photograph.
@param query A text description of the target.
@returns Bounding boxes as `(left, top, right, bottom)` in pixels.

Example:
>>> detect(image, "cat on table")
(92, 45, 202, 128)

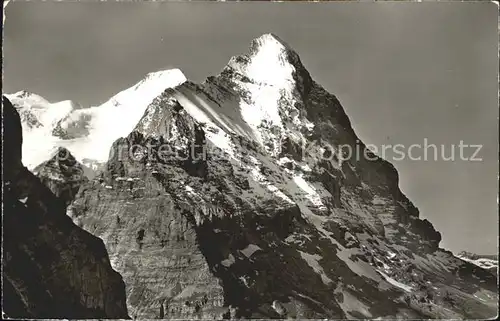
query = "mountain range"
(5, 68, 186, 171)
(3, 33, 498, 319)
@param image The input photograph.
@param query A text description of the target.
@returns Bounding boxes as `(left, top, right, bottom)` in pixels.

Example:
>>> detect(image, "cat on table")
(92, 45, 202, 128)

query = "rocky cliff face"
(33, 147, 90, 206)
(41, 34, 499, 319)
(2, 96, 129, 319)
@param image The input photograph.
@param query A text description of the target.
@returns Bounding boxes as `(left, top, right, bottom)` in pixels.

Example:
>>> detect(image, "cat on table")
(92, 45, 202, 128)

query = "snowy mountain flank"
(6, 34, 498, 319)
(5, 69, 186, 170)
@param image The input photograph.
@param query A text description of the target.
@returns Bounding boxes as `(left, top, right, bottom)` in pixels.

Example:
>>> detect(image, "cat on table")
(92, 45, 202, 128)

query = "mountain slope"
(33, 147, 91, 205)
(2, 96, 129, 319)
(5, 69, 187, 170)
(5, 91, 82, 168)
(62, 34, 497, 318)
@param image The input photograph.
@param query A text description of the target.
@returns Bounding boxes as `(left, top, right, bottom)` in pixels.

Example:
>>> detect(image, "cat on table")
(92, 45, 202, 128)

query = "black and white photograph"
(1, 1, 498, 319)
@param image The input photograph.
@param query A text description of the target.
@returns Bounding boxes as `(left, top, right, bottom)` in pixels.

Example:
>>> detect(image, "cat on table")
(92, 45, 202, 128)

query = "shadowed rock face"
(3, 95, 23, 173)
(30, 35, 500, 319)
(2, 96, 129, 319)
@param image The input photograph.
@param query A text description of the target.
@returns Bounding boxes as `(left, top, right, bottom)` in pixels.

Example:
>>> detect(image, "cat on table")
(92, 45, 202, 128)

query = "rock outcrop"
(33, 147, 90, 205)
(40, 34, 500, 319)
(2, 96, 129, 319)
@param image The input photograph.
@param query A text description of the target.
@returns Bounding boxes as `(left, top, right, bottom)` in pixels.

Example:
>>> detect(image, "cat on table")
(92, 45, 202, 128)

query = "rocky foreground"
(2, 96, 129, 319)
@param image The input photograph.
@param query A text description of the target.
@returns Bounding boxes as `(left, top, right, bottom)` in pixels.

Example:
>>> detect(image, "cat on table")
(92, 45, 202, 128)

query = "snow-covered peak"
(6, 68, 187, 169)
(226, 34, 299, 88)
(6, 92, 78, 127)
(144, 68, 187, 86)
(73, 68, 186, 162)
(6, 91, 83, 112)
(6, 90, 51, 108)
(10, 90, 35, 98)
(251, 33, 292, 52)
(208, 34, 314, 155)
(129, 68, 187, 95)
(100, 68, 186, 108)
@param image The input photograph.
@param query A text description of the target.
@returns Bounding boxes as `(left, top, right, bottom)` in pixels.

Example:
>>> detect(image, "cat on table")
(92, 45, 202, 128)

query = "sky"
(3, 1, 498, 254)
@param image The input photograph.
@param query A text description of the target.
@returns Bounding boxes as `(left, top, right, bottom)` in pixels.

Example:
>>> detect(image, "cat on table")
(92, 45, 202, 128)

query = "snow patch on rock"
(6, 69, 187, 169)
(298, 250, 332, 285)
(377, 270, 413, 292)
(293, 175, 327, 210)
(240, 244, 262, 258)
(221, 254, 236, 267)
